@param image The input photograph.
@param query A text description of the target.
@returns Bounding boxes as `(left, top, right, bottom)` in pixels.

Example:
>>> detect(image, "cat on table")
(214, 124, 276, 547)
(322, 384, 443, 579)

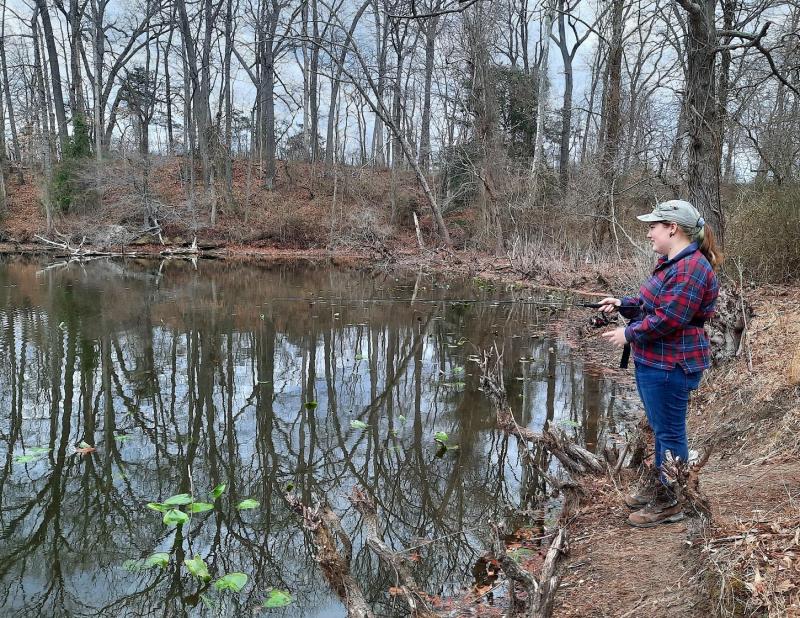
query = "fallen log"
(349, 487, 435, 617)
(478, 347, 606, 478)
(286, 493, 374, 618)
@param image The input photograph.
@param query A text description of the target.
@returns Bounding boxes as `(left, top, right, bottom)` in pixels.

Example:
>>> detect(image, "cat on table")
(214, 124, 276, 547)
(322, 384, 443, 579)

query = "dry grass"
(683, 283, 800, 617)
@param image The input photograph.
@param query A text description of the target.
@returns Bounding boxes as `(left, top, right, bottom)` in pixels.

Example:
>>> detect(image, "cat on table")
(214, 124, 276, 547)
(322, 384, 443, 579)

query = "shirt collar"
(655, 242, 699, 271)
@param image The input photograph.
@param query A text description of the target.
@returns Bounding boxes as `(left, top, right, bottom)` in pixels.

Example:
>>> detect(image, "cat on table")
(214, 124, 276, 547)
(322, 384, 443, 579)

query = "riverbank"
(414, 250, 799, 617)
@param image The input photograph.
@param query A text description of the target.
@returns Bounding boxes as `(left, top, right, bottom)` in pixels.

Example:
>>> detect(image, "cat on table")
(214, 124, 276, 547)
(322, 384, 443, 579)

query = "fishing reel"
(588, 312, 613, 328)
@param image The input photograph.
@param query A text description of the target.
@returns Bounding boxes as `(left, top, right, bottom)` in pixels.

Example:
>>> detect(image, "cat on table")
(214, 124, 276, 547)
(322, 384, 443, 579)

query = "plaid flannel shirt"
(619, 243, 719, 372)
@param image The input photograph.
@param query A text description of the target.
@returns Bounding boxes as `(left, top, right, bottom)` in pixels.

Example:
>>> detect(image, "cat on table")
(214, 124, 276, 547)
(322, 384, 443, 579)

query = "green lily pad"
(163, 493, 193, 506)
(145, 552, 170, 568)
(213, 572, 248, 592)
(184, 555, 211, 581)
(163, 509, 189, 526)
(187, 502, 214, 513)
(237, 499, 260, 510)
(263, 589, 294, 608)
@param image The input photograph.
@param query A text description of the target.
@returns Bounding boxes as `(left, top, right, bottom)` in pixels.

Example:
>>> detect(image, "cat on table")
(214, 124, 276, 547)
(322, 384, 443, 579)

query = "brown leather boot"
(623, 468, 659, 509)
(627, 485, 684, 528)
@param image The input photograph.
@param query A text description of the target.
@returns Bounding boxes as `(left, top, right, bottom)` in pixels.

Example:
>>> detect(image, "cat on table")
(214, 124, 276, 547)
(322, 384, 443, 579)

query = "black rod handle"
(620, 343, 631, 369)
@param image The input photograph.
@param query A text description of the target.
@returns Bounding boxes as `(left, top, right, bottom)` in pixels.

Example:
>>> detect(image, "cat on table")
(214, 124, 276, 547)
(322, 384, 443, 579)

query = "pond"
(0, 257, 632, 617)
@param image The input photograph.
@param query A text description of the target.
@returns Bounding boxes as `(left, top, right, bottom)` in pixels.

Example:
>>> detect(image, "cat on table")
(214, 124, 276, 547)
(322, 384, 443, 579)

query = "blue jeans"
(634, 363, 703, 476)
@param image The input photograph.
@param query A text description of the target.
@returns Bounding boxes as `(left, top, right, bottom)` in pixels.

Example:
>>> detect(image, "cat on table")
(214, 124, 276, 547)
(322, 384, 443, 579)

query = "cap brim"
(636, 213, 664, 222)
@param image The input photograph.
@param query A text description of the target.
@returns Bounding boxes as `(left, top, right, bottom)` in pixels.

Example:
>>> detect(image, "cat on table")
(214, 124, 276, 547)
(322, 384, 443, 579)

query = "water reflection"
(0, 257, 628, 617)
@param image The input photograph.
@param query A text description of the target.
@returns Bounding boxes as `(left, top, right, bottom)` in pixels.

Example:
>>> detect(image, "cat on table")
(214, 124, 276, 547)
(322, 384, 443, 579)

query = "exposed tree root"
(488, 523, 568, 618)
(662, 447, 714, 519)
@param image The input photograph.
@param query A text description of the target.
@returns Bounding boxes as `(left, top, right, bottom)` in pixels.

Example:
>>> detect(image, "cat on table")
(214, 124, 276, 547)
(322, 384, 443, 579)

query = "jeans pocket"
(686, 371, 702, 390)
(676, 365, 703, 390)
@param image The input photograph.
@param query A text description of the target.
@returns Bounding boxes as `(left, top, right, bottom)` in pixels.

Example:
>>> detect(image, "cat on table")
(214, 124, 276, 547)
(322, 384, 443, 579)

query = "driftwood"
(476, 347, 604, 615)
(349, 487, 435, 617)
(489, 523, 568, 618)
(286, 493, 374, 618)
(478, 347, 606, 479)
(160, 236, 199, 256)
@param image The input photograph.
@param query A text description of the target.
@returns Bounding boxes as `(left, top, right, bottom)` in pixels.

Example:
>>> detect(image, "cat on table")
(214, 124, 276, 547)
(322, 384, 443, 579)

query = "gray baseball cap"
(637, 199, 705, 230)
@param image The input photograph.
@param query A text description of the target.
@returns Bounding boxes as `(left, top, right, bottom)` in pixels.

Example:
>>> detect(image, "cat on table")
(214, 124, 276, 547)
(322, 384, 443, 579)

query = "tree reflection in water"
(0, 257, 630, 617)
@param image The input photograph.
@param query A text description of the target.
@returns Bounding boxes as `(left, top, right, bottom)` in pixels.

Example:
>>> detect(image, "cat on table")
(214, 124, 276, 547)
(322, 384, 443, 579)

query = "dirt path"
(553, 475, 707, 618)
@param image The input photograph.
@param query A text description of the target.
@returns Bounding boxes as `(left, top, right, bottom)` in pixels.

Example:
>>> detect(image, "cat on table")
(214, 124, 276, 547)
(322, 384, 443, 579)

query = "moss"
(49, 116, 93, 213)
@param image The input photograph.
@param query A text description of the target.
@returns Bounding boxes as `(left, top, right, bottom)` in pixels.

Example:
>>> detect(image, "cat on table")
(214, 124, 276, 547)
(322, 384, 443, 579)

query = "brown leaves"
(708, 515, 800, 613)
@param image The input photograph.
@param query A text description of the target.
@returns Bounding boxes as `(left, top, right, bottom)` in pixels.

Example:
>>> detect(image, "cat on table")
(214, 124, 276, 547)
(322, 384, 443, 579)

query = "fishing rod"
(266, 297, 608, 308)
(266, 296, 632, 367)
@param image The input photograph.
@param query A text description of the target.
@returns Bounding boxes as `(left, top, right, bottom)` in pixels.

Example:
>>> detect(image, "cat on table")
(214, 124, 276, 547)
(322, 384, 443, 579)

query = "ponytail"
(678, 221, 723, 270)
(697, 225, 723, 270)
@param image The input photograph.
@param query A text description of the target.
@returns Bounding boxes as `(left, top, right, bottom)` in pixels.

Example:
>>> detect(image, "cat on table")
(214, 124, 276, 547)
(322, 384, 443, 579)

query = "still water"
(0, 257, 630, 617)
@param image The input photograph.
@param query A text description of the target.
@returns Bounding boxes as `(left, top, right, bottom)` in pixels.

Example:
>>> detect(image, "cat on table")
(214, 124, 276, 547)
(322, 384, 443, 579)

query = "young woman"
(598, 200, 722, 527)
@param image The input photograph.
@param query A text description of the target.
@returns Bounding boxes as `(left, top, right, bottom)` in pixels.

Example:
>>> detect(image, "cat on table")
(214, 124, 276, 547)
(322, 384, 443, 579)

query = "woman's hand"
(601, 326, 628, 347)
(598, 297, 621, 314)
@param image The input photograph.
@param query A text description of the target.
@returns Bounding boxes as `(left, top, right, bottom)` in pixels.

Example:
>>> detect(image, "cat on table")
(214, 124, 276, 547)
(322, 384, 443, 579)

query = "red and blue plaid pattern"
(619, 243, 719, 372)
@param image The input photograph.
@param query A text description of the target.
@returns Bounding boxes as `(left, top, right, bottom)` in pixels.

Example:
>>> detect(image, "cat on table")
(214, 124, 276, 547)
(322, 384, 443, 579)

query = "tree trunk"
(555, 0, 572, 191)
(677, 0, 723, 242)
(391, 43, 403, 169)
(223, 0, 233, 202)
(164, 21, 176, 154)
(418, 15, 438, 170)
(466, 8, 503, 255)
(529, 6, 553, 197)
(301, 0, 311, 160)
(580, 40, 603, 164)
(91, 0, 105, 161)
(592, 0, 623, 248)
(32, 8, 53, 230)
(716, 0, 735, 186)
(69, 0, 87, 137)
(370, 0, 388, 166)
(33, 0, 68, 154)
(261, 41, 277, 188)
(0, 1, 20, 163)
(309, 0, 320, 160)
(324, 0, 371, 166)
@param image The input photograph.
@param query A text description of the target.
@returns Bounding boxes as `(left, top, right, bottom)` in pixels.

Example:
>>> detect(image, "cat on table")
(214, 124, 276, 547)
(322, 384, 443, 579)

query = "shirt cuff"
(624, 324, 637, 343)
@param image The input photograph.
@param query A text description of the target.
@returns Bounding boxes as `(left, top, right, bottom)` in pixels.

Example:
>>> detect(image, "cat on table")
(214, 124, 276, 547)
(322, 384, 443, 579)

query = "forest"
(0, 0, 797, 278)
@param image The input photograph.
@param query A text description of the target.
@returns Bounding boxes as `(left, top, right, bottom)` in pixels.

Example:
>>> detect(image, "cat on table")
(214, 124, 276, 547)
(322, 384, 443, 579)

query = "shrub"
(726, 185, 800, 282)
